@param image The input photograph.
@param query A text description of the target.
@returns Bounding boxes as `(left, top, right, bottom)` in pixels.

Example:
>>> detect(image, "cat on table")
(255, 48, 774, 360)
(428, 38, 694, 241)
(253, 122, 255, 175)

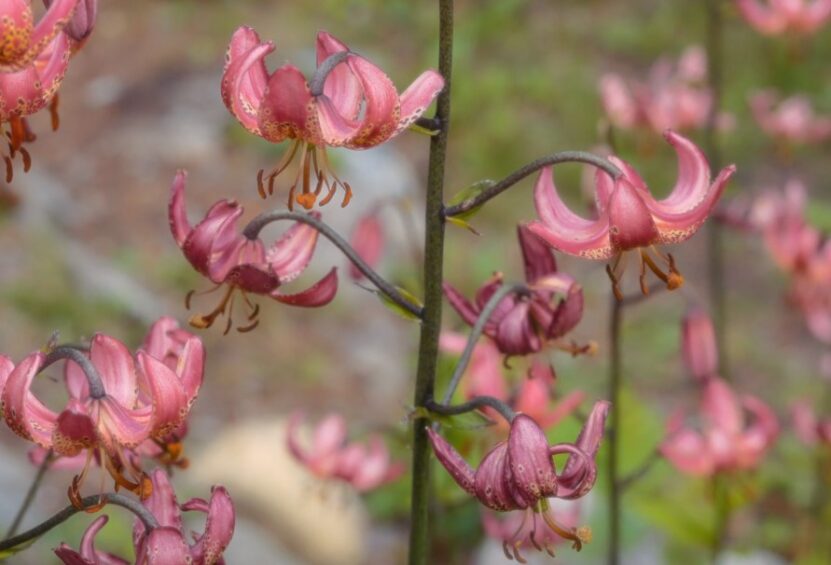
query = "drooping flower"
(660, 377, 778, 476)
(221, 26, 444, 210)
(443, 225, 585, 356)
(0, 327, 204, 503)
(286, 412, 403, 492)
(55, 469, 235, 565)
(599, 46, 733, 134)
(735, 0, 831, 36)
(750, 90, 831, 145)
(528, 130, 736, 299)
(43, 0, 97, 50)
(0, 0, 78, 71)
(427, 403, 609, 560)
(169, 170, 338, 333)
(681, 307, 719, 382)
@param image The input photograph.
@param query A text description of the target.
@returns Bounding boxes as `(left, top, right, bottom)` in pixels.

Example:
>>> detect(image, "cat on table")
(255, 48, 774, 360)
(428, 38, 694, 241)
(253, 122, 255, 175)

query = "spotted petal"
(257, 64, 312, 143)
(508, 414, 558, 502)
(266, 213, 322, 282)
(316, 31, 361, 121)
(394, 69, 444, 135)
(221, 26, 270, 136)
(271, 267, 338, 307)
(426, 427, 475, 496)
(2, 352, 57, 447)
(185, 484, 236, 565)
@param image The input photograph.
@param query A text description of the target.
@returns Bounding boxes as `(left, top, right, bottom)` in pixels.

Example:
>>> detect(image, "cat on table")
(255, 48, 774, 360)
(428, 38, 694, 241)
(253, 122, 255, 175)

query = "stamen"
(49, 94, 60, 131)
(540, 508, 585, 552)
(554, 339, 598, 357)
(666, 253, 684, 290)
(257, 169, 266, 199)
(605, 264, 624, 301)
(511, 543, 527, 564)
(4, 155, 12, 183)
(19, 146, 30, 172)
(502, 541, 514, 561)
(237, 318, 260, 333)
(189, 285, 236, 330)
(9, 118, 24, 152)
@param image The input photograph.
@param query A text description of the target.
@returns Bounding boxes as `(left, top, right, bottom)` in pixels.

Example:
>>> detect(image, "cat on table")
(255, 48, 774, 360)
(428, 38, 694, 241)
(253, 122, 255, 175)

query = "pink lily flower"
(482, 500, 581, 561)
(55, 469, 235, 565)
(0, 328, 204, 503)
(286, 412, 403, 492)
(792, 399, 831, 446)
(0, 0, 78, 71)
(681, 307, 719, 382)
(427, 402, 609, 558)
(599, 46, 732, 134)
(660, 378, 778, 476)
(221, 26, 444, 210)
(735, 0, 831, 35)
(169, 170, 338, 333)
(0, 29, 70, 180)
(443, 225, 585, 356)
(750, 90, 831, 145)
(43, 0, 97, 50)
(348, 208, 384, 281)
(528, 130, 736, 299)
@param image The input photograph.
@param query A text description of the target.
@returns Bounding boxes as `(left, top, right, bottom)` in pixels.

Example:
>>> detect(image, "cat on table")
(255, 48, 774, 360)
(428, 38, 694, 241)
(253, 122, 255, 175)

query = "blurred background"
(1, 0, 830, 563)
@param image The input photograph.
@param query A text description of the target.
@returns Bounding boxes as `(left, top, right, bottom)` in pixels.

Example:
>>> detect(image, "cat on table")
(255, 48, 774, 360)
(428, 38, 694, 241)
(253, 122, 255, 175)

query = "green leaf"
(446, 179, 496, 221)
(0, 536, 38, 559)
(407, 122, 440, 136)
(446, 216, 481, 235)
(377, 285, 423, 321)
(410, 406, 494, 430)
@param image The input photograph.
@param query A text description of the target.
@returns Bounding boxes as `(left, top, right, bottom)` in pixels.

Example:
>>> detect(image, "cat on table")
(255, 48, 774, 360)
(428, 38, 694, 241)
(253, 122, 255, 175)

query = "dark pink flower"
(286, 412, 403, 492)
(427, 403, 609, 558)
(0, 327, 204, 501)
(599, 46, 733, 134)
(660, 378, 778, 475)
(55, 469, 235, 565)
(0, 0, 78, 71)
(736, 0, 831, 35)
(444, 225, 584, 356)
(528, 131, 735, 299)
(169, 170, 338, 333)
(750, 90, 831, 145)
(221, 26, 444, 209)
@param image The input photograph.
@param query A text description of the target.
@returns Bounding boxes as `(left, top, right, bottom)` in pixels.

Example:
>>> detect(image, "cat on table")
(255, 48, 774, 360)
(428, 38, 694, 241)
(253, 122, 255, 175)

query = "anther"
(605, 264, 624, 301)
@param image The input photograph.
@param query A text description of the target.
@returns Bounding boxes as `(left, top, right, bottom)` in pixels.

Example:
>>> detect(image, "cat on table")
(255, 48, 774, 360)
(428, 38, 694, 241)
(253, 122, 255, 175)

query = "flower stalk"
(4, 450, 54, 539)
(607, 292, 623, 565)
(408, 0, 453, 562)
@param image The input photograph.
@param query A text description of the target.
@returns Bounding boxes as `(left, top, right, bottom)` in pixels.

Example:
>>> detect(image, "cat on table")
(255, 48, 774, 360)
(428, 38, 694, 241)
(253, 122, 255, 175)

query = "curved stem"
(441, 282, 529, 404)
(42, 346, 104, 399)
(443, 151, 622, 217)
(0, 493, 158, 552)
(4, 450, 54, 539)
(607, 292, 623, 565)
(309, 51, 351, 96)
(425, 396, 515, 424)
(243, 211, 423, 319)
(408, 1, 453, 563)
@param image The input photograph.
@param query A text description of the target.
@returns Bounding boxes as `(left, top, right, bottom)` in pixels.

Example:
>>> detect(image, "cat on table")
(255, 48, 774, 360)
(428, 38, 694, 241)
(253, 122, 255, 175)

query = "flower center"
(186, 283, 261, 334)
(257, 141, 352, 211)
(605, 246, 684, 300)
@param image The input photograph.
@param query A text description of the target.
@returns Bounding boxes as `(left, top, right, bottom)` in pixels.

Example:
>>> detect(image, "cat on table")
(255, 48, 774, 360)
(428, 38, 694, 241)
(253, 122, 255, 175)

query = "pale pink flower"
(750, 90, 831, 145)
(222, 26, 444, 209)
(661, 378, 778, 475)
(286, 412, 403, 492)
(528, 131, 735, 299)
(736, 0, 831, 35)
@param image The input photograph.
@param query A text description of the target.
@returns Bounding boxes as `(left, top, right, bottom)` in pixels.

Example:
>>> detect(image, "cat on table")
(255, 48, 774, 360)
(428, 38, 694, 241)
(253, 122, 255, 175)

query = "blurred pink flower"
(222, 26, 444, 209)
(528, 131, 735, 299)
(792, 399, 831, 446)
(681, 307, 719, 382)
(286, 412, 403, 492)
(750, 90, 831, 145)
(736, 0, 831, 35)
(660, 378, 778, 476)
(169, 170, 338, 333)
(0, 327, 204, 502)
(348, 209, 384, 281)
(0, 0, 78, 71)
(55, 469, 235, 565)
(427, 404, 609, 557)
(443, 225, 584, 356)
(599, 46, 732, 133)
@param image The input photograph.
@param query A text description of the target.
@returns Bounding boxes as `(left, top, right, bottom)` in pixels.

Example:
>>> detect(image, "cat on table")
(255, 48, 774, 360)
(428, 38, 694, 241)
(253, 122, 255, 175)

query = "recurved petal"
(55, 515, 130, 565)
(271, 267, 338, 307)
(660, 427, 715, 476)
(518, 224, 557, 283)
(2, 352, 58, 447)
(607, 178, 659, 251)
(394, 69, 444, 135)
(52, 403, 96, 456)
(558, 400, 609, 498)
(495, 301, 540, 356)
(90, 334, 138, 408)
(442, 282, 481, 327)
(508, 414, 558, 501)
(96, 396, 152, 452)
(175, 337, 204, 403)
(183, 200, 246, 282)
(341, 55, 400, 148)
(20, 0, 76, 65)
(137, 351, 188, 439)
(426, 427, 475, 495)
(144, 469, 184, 531)
(221, 27, 272, 136)
(137, 528, 190, 565)
(529, 167, 613, 260)
(0, 354, 14, 405)
(474, 441, 524, 511)
(187, 485, 236, 565)
(266, 213, 321, 282)
(257, 64, 312, 143)
(316, 31, 361, 121)
(168, 171, 192, 247)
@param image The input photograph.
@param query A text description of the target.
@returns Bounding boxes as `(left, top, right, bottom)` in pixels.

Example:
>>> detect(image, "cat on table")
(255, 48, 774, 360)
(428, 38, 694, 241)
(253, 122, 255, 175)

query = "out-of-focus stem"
(704, 0, 728, 378)
(408, 1, 453, 563)
(607, 293, 623, 565)
(4, 450, 54, 539)
(711, 474, 730, 560)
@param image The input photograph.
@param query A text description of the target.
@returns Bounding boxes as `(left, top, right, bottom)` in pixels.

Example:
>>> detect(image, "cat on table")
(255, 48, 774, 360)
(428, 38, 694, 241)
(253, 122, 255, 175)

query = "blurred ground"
(1, 0, 830, 563)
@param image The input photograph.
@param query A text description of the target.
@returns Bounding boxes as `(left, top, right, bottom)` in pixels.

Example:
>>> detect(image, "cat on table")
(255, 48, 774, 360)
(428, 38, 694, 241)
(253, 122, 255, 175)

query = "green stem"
(607, 292, 623, 565)
(711, 474, 730, 562)
(408, 1, 453, 563)
(704, 0, 728, 378)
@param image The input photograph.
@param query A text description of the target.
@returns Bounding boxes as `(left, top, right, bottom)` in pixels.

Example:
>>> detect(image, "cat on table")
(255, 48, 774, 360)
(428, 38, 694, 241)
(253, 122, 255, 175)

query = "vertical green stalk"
(607, 295, 623, 565)
(711, 474, 729, 562)
(4, 450, 53, 539)
(704, 0, 728, 377)
(408, 1, 453, 564)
